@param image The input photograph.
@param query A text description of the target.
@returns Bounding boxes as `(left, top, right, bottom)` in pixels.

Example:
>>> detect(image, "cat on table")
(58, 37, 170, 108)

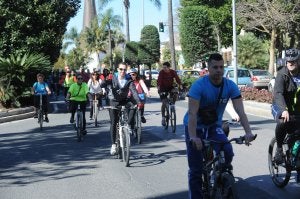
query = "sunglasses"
(131, 73, 137, 76)
(119, 68, 126, 71)
(77, 77, 83, 80)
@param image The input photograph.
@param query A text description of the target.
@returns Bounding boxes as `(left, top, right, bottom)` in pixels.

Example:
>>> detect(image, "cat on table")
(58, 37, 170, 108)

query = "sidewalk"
(0, 88, 273, 124)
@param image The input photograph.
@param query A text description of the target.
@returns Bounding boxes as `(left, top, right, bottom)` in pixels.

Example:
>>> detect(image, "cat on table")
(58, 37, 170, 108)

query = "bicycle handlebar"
(203, 134, 257, 146)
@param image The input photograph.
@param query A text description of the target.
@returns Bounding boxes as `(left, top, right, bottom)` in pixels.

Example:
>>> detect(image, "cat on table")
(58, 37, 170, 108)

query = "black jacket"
(107, 73, 141, 105)
(273, 66, 298, 114)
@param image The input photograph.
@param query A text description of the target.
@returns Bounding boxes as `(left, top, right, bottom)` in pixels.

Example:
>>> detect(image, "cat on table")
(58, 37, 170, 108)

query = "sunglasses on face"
(131, 73, 137, 76)
(77, 77, 83, 80)
(119, 68, 126, 71)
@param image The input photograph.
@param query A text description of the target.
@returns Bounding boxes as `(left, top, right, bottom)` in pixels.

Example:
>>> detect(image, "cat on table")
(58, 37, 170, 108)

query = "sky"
(66, 0, 181, 42)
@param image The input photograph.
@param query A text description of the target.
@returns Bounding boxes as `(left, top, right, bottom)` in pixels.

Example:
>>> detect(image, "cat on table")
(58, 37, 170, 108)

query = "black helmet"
(285, 48, 300, 62)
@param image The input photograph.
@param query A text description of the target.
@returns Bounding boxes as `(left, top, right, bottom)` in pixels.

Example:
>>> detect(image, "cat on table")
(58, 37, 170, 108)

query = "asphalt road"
(0, 94, 300, 199)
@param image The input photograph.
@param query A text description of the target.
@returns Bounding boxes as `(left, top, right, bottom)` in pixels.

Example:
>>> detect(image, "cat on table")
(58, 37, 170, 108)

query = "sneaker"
(82, 129, 87, 135)
(99, 106, 104, 111)
(45, 117, 49, 123)
(141, 116, 146, 123)
(274, 148, 284, 164)
(110, 144, 117, 155)
(89, 116, 93, 120)
(33, 112, 38, 118)
(128, 128, 133, 135)
(70, 117, 74, 124)
(161, 117, 166, 126)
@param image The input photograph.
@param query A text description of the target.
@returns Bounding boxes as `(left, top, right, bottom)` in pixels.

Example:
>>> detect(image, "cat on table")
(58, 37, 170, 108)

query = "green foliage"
(0, 53, 51, 108)
(124, 41, 139, 65)
(238, 32, 269, 69)
(179, 6, 217, 66)
(181, 76, 198, 89)
(0, 0, 80, 63)
(139, 25, 160, 66)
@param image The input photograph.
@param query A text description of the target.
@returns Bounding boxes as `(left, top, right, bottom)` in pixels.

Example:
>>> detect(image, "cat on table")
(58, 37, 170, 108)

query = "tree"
(179, 6, 217, 67)
(124, 41, 139, 66)
(139, 25, 160, 66)
(0, 0, 80, 63)
(99, 8, 123, 69)
(236, 0, 300, 75)
(238, 32, 269, 69)
(99, 0, 161, 41)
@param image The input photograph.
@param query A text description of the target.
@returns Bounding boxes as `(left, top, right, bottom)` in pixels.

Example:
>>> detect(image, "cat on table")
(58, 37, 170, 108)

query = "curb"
(0, 107, 35, 124)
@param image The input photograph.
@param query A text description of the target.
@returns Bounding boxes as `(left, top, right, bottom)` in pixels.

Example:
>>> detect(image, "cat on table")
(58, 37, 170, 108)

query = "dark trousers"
(275, 118, 300, 148)
(70, 100, 87, 130)
(109, 100, 136, 144)
(34, 95, 48, 113)
(184, 125, 233, 199)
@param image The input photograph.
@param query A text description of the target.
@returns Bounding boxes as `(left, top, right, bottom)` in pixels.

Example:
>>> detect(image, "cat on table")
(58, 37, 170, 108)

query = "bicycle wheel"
(93, 101, 98, 127)
(38, 109, 43, 131)
(268, 137, 291, 188)
(76, 112, 83, 142)
(220, 172, 238, 199)
(202, 166, 213, 199)
(170, 105, 176, 133)
(164, 104, 169, 130)
(136, 109, 142, 144)
(121, 127, 131, 167)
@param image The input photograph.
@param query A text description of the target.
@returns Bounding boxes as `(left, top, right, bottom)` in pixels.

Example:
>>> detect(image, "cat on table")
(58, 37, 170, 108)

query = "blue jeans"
(185, 125, 234, 199)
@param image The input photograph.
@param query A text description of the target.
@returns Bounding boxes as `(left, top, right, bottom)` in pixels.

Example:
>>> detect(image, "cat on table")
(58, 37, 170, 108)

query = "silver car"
(250, 69, 272, 89)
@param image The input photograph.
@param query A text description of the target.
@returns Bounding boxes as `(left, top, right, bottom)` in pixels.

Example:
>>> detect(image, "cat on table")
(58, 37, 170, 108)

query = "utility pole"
(232, 0, 238, 84)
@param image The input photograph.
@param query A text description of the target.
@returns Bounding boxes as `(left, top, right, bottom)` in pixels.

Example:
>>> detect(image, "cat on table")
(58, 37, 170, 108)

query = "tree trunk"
(109, 28, 113, 70)
(168, 0, 176, 70)
(125, 4, 130, 41)
(268, 28, 276, 76)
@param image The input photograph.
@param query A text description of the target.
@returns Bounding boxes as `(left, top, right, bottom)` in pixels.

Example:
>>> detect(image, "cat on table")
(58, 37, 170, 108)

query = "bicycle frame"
(92, 93, 99, 126)
(161, 91, 177, 133)
(38, 93, 43, 130)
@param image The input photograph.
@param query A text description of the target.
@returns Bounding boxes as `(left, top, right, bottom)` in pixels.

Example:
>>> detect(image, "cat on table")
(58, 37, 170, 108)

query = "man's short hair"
(37, 73, 44, 78)
(162, 61, 171, 67)
(208, 53, 223, 63)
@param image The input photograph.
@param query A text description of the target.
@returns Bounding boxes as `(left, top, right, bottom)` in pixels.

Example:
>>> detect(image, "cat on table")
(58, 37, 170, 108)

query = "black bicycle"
(37, 93, 44, 130)
(105, 105, 132, 167)
(268, 117, 300, 187)
(161, 91, 177, 133)
(201, 134, 257, 199)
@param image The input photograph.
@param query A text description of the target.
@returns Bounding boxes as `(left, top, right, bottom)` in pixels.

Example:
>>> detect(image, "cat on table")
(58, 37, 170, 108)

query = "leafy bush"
(181, 76, 198, 89)
(240, 87, 273, 103)
(0, 53, 51, 108)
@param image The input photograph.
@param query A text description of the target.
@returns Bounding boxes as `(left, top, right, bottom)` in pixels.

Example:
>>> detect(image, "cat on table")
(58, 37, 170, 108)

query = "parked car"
(250, 69, 272, 89)
(224, 67, 253, 87)
(176, 70, 200, 78)
(144, 69, 159, 80)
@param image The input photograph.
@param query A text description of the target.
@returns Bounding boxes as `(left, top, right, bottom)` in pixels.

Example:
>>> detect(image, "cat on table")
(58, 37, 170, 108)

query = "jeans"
(185, 125, 234, 199)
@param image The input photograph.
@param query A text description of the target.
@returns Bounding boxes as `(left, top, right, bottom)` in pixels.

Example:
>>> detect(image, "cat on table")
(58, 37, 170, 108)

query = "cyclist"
(63, 69, 77, 98)
(157, 61, 182, 126)
(183, 53, 255, 198)
(32, 73, 51, 122)
(66, 74, 89, 135)
(273, 48, 300, 183)
(106, 62, 142, 155)
(128, 68, 150, 123)
(87, 72, 106, 119)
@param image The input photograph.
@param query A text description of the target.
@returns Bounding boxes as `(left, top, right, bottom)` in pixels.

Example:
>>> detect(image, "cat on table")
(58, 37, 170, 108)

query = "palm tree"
(99, 0, 161, 41)
(168, 0, 176, 70)
(99, 8, 123, 69)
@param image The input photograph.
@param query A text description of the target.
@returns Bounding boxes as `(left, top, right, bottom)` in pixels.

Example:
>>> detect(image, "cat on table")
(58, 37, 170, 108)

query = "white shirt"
(88, 79, 105, 94)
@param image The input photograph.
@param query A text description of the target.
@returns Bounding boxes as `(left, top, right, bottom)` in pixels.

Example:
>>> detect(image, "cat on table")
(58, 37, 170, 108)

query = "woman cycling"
(128, 68, 150, 123)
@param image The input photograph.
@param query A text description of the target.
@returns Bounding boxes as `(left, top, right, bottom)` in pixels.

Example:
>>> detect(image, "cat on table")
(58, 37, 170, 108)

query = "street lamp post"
(232, 0, 238, 84)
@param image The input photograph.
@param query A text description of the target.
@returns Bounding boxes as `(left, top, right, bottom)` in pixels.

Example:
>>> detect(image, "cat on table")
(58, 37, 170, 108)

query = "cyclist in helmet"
(128, 68, 150, 123)
(273, 48, 300, 183)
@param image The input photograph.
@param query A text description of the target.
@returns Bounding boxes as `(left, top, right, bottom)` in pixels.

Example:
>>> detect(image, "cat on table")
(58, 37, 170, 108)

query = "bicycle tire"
(268, 137, 291, 188)
(94, 101, 98, 127)
(165, 104, 169, 130)
(116, 123, 122, 159)
(76, 112, 83, 142)
(121, 127, 130, 167)
(38, 109, 43, 131)
(170, 105, 176, 133)
(136, 109, 142, 144)
(220, 172, 238, 199)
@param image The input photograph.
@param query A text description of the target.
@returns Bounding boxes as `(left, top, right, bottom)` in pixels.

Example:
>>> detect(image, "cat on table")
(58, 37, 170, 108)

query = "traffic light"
(159, 22, 164, 32)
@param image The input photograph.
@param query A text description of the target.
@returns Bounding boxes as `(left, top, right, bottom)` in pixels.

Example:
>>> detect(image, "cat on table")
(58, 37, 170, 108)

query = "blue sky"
(67, 0, 181, 42)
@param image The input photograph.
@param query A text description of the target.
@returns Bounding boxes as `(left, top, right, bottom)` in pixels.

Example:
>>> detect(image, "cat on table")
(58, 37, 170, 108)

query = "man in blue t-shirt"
(183, 53, 255, 199)
(32, 73, 51, 122)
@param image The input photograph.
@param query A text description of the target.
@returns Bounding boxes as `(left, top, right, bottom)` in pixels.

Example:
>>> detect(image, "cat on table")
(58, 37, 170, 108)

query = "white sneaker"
(110, 144, 117, 155)
(161, 117, 166, 126)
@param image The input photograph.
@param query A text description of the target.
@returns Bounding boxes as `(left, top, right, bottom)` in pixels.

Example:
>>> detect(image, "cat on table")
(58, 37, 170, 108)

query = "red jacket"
(157, 69, 181, 91)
